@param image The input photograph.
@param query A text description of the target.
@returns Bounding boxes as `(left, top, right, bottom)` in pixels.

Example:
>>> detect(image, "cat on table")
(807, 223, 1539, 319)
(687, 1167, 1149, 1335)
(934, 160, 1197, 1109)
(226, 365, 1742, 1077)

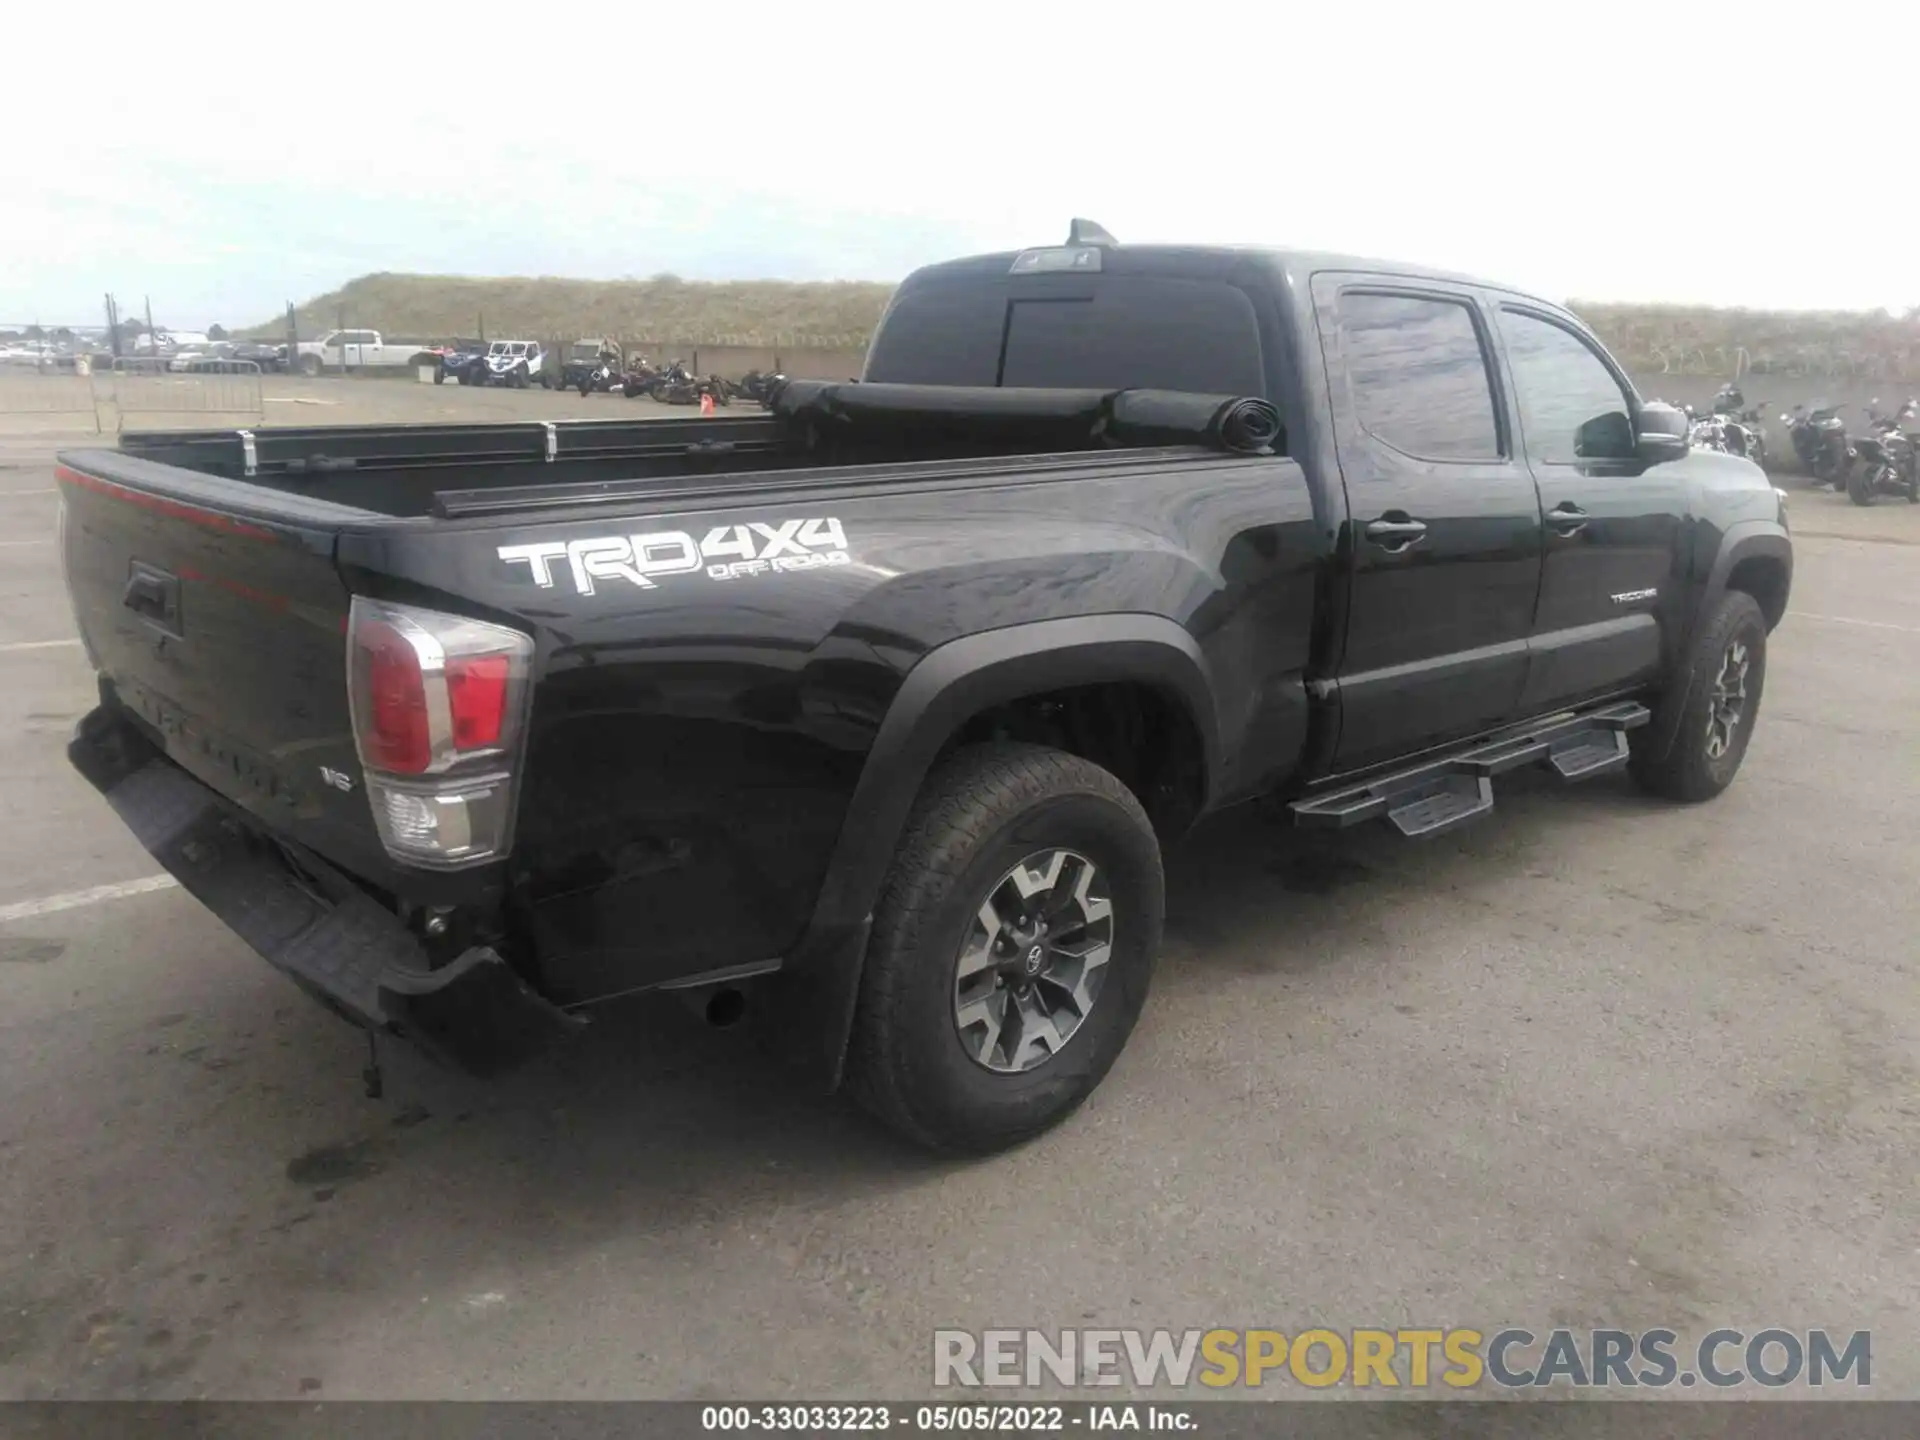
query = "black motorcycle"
(1706, 385, 1769, 467)
(736, 369, 789, 407)
(1845, 399, 1919, 506)
(577, 360, 625, 397)
(1782, 402, 1852, 488)
(645, 361, 732, 407)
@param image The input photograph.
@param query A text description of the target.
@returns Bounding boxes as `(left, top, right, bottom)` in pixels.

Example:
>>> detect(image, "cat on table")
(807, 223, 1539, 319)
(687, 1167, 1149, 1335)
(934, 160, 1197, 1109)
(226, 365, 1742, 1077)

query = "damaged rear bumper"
(68, 706, 579, 1076)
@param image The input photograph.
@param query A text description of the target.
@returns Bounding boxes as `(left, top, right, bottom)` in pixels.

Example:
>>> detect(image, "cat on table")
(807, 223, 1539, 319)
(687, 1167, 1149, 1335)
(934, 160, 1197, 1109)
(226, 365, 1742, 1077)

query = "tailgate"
(55, 453, 380, 874)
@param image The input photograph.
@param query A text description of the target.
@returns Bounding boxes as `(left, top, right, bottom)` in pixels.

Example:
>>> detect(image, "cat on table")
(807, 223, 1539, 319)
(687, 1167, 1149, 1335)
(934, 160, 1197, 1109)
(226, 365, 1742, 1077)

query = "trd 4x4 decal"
(498, 518, 850, 595)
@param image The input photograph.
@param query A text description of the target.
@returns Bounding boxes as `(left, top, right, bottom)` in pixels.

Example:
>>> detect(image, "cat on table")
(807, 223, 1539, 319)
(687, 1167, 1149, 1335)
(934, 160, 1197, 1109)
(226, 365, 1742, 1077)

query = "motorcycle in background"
(1707, 384, 1770, 467)
(1845, 398, 1919, 506)
(736, 370, 790, 407)
(1782, 402, 1853, 488)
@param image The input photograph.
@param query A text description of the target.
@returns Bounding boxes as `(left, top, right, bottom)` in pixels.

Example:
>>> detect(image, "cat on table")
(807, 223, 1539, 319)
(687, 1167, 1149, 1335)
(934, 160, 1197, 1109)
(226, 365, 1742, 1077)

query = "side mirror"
(1573, 409, 1637, 460)
(1633, 401, 1691, 463)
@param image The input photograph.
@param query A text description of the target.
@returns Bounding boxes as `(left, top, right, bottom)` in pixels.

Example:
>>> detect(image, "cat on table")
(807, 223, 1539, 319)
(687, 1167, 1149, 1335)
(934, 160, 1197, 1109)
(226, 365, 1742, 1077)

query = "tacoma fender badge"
(1611, 588, 1658, 605)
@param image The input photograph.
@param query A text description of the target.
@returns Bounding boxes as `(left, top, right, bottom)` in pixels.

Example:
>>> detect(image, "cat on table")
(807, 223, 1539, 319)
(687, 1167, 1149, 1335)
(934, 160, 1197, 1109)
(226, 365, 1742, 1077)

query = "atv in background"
(435, 339, 489, 386)
(561, 338, 624, 393)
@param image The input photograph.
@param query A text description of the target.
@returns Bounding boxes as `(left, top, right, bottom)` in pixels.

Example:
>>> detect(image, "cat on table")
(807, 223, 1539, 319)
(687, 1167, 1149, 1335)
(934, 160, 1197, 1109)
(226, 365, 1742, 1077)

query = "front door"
(1313, 277, 1545, 772)
(1493, 305, 1685, 713)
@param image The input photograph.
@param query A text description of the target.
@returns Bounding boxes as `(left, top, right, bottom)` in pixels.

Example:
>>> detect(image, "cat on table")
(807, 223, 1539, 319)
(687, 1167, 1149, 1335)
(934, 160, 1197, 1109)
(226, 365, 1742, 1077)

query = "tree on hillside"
(207, 323, 228, 341)
(23, 325, 44, 341)
(52, 327, 73, 342)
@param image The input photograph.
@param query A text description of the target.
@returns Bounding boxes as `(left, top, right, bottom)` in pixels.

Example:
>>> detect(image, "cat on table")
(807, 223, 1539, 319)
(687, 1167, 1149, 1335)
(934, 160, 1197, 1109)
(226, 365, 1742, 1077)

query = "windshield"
(571, 343, 602, 360)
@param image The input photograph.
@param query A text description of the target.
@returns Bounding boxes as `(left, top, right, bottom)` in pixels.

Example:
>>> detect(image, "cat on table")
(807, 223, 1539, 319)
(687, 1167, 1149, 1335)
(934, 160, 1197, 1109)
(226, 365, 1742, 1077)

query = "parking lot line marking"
(0, 539, 49, 547)
(0, 639, 80, 652)
(1791, 611, 1920, 635)
(0, 489, 56, 496)
(0, 875, 178, 923)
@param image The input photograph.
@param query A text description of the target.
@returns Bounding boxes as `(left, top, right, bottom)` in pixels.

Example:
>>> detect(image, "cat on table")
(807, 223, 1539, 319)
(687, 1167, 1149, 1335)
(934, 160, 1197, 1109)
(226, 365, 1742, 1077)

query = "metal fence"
(0, 372, 101, 432)
(99, 358, 264, 428)
(0, 359, 266, 433)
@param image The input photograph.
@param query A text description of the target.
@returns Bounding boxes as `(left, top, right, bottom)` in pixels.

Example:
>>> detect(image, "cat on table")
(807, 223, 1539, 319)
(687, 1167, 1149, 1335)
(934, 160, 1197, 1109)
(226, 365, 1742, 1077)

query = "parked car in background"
(226, 341, 286, 373)
(294, 330, 439, 377)
(168, 343, 236, 372)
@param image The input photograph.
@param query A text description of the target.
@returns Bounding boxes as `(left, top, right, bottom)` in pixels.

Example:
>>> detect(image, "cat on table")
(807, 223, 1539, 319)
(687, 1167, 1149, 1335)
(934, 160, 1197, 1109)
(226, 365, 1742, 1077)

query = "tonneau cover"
(768, 383, 1283, 457)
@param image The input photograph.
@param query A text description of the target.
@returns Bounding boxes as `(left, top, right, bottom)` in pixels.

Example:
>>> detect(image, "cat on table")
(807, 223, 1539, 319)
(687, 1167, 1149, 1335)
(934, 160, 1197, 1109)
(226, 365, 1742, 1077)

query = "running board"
(1290, 702, 1651, 840)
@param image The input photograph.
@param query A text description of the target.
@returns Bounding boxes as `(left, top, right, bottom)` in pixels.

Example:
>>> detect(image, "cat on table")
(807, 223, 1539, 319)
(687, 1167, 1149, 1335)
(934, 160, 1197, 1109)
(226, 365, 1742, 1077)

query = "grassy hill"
(1573, 301, 1920, 384)
(246, 272, 892, 348)
(251, 273, 1920, 381)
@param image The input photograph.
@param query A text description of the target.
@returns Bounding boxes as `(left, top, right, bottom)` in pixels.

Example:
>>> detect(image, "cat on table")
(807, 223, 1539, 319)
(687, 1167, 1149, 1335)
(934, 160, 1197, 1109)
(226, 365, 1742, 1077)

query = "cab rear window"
(866, 276, 1268, 398)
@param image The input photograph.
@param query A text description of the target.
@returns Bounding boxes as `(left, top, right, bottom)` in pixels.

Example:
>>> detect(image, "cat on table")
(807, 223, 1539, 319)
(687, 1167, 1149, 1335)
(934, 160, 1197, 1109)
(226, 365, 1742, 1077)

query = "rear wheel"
(1848, 467, 1877, 506)
(845, 743, 1163, 1153)
(1629, 590, 1768, 803)
(297, 354, 322, 378)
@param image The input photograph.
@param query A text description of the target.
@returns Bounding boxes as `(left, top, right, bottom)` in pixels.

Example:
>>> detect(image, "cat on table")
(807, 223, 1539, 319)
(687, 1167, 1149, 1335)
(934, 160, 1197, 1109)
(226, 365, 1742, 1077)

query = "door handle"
(1546, 503, 1590, 535)
(1364, 516, 1428, 551)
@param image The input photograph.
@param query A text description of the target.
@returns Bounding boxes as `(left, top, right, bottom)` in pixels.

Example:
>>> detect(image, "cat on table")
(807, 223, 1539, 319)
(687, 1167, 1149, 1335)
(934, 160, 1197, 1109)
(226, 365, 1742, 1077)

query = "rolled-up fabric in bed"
(766, 382, 1282, 457)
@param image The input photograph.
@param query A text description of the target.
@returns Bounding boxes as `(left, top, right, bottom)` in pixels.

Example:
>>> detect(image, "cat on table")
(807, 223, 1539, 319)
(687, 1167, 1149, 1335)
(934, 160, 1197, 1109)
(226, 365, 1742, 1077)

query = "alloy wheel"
(952, 849, 1114, 1074)
(1705, 640, 1751, 760)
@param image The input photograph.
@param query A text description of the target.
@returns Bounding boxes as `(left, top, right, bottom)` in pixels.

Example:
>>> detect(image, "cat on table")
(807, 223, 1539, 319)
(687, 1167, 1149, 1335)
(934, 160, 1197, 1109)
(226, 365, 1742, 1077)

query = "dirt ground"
(0, 383, 1916, 1411)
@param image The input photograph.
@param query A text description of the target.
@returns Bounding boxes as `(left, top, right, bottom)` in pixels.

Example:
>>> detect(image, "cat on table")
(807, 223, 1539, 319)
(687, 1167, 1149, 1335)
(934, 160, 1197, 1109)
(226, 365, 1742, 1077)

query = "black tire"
(1847, 468, 1876, 506)
(297, 354, 322, 378)
(845, 743, 1164, 1153)
(1628, 590, 1768, 804)
(433, 369, 446, 385)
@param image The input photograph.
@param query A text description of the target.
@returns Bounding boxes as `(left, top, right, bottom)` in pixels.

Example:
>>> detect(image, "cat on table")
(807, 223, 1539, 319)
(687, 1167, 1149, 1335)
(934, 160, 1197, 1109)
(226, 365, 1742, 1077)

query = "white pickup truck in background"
(294, 329, 435, 376)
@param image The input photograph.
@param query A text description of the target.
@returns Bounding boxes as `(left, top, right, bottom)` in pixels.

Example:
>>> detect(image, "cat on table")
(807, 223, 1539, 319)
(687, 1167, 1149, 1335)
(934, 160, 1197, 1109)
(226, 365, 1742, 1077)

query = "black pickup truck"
(55, 224, 1791, 1152)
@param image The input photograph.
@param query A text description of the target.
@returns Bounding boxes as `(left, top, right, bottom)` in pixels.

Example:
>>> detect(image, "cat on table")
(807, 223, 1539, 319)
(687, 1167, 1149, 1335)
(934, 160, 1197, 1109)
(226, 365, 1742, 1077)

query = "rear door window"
(1337, 291, 1502, 461)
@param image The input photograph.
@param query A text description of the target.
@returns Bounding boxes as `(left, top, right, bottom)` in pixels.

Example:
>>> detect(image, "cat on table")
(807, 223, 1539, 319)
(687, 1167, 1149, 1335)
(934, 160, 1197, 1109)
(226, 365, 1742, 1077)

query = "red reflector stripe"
(55, 464, 279, 542)
(446, 655, 510, 749)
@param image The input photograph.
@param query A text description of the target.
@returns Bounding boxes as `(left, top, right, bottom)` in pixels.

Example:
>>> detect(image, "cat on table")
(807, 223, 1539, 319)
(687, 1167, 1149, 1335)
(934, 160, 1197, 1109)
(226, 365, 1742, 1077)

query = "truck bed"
(54, 383, 1306, 989)
(108, 383, 1286, 519)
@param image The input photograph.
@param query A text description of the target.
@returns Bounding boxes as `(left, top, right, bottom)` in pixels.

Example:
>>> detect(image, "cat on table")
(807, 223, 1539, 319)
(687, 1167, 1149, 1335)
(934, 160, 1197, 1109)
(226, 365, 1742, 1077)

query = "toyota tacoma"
(54, 223, 1791, 1152)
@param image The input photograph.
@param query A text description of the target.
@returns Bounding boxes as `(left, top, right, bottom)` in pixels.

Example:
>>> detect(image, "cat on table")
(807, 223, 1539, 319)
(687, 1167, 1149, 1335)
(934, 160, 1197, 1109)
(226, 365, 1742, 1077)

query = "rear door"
(1493, 304, 1683, 712)
(1312, 276, 1544, 771)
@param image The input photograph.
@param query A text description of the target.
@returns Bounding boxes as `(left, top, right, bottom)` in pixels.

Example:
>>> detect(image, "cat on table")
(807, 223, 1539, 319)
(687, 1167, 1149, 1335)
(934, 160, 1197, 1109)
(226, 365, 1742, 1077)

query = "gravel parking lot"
(0, 382, 1916, 1403)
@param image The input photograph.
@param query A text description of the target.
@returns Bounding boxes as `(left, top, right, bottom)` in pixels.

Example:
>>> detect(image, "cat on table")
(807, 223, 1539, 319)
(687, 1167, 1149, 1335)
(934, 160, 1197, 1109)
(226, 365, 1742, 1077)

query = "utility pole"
(105, 293, 121, 358)
(144, 295, 156, 358)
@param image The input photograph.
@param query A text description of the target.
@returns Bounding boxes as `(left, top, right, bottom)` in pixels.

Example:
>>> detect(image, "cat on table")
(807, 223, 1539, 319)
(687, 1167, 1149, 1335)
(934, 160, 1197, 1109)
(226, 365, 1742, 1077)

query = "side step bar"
(1290, 701, 1651, 840)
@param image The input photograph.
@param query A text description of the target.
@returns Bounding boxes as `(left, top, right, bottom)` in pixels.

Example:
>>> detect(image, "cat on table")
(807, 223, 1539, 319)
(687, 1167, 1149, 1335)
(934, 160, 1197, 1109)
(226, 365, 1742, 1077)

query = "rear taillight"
(346, 597, 534, 869)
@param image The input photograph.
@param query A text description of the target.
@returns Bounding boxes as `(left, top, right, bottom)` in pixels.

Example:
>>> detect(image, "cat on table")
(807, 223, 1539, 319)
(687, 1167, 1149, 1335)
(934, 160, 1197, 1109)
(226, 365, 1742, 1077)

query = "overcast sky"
(3, 0, 1909, 328)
